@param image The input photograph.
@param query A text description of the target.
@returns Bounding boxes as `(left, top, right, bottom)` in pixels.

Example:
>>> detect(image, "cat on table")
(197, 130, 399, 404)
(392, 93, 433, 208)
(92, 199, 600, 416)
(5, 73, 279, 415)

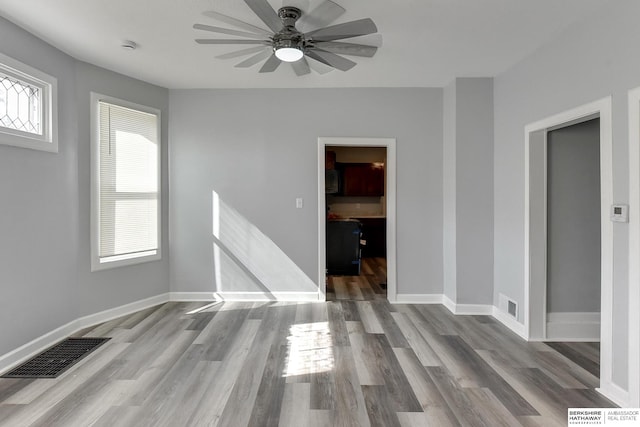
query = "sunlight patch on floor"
(284, 322, 334, 378)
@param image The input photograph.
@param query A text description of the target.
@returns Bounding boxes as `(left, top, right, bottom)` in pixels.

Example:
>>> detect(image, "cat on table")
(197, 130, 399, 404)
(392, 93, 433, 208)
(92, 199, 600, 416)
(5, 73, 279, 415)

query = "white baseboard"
(441, 295, 456, 313)
(169, 292, 217, 301)
(492, 306, 528, 339)
(0, 293, 169, 375)
(441, 296, 493, 315)
(597, 381, 630, 408)
(394, 294, 443, 304)
(212, 291, 321, 302)
(545, 312, 600, 342)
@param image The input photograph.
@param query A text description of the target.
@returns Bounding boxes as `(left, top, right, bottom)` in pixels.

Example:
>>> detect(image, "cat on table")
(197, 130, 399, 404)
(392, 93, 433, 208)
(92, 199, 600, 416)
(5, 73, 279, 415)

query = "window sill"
(91, 251, 161, 272)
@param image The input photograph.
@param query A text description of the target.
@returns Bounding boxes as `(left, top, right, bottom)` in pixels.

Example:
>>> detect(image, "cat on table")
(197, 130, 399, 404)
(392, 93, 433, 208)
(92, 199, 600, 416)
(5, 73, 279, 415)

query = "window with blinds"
(91, 94, 161, 271)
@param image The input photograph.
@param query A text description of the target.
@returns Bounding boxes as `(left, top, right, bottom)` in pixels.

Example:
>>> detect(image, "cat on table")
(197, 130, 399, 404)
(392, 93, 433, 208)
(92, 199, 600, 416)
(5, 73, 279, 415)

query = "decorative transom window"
(0, 73, 41, 133)
(90, 93, 161, 271)
(0, 52, 57, 152)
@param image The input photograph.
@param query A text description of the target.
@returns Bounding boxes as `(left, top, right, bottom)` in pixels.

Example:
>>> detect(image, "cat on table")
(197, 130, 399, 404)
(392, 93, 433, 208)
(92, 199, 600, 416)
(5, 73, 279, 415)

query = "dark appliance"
(325, 169, 340, 194)
(326, 219, 362, 275)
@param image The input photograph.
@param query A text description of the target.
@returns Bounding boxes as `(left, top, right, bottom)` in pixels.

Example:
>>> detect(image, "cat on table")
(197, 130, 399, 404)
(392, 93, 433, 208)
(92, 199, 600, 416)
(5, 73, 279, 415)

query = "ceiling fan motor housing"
(272, 7, 306, 53)
(278, 6, 301, 27)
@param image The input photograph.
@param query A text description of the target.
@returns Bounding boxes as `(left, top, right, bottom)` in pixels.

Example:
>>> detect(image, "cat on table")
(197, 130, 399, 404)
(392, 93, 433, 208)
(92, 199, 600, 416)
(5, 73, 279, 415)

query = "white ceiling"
(0, 0, 608, 89)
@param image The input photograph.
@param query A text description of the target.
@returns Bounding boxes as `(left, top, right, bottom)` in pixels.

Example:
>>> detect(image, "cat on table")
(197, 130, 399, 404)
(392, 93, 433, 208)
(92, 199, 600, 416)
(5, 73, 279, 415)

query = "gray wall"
(442, 78, 494, 305)
(74, 62, 170, 316)
(547, 119, 601, 313)
(528, 130, 547, 339)
(0, 17, 79, 357)
(169, 88, 444, 295)
(494, 0, 638, 389)
(0, 17, 169, 358)
(443, 80, 457, 302)
(455, 78, 494, 305)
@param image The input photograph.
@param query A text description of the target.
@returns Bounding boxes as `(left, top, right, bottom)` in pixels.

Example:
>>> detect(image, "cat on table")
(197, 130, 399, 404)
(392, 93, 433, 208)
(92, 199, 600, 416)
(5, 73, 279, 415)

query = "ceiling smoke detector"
(121, 40, 137, 50)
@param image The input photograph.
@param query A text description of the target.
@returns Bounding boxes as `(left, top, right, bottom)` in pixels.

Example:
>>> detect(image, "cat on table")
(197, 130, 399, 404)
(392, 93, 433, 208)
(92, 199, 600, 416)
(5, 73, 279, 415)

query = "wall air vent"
(508, 300, 518, 318)
(499, 293, 518, 318)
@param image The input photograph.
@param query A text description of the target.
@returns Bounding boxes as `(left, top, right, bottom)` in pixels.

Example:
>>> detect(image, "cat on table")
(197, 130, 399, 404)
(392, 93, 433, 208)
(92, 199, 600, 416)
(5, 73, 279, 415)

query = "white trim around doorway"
(628, 86, 640, 407)
(318, 137, 397, 302)
(523, 97, 618, 404)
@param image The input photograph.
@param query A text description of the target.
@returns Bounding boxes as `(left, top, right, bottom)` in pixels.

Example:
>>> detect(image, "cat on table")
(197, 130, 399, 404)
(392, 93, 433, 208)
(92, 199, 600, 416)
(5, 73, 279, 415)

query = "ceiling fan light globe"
(275, 47, 304, 62)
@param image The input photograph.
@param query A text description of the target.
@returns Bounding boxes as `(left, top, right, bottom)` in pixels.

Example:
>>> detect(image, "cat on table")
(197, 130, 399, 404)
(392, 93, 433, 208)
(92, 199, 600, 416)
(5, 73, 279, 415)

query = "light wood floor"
(327, 257, 388, 302)
(0, 265, 614, 426)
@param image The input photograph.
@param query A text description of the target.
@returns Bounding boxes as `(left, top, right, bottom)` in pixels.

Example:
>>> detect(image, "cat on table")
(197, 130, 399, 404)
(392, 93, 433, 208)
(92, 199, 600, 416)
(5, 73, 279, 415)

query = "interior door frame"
(524, 97, 613, 396)
(317, 137, 397, 302)
(627, 86, 640, 407)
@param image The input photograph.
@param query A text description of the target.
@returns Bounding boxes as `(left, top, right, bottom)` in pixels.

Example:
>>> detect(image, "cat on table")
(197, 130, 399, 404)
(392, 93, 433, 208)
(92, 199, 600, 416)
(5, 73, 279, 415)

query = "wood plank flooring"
(327, 257, 388, 302)
(0, 265, 615, 426)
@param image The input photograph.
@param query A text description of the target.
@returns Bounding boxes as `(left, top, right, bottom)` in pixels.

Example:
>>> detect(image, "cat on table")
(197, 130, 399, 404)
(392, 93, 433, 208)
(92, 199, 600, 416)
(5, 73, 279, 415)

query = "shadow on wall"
(211, 191, 317, 297)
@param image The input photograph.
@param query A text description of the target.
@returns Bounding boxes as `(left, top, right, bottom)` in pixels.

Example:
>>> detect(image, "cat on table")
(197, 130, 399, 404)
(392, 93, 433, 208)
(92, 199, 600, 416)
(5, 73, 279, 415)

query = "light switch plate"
(296, 197, 303, 209)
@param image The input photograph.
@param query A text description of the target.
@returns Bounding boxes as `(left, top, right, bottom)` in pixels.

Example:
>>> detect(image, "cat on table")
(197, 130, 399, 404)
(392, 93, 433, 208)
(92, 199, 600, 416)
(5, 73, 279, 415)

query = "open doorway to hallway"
(543, 118, 602, 380)
(524, 97, 613, 396)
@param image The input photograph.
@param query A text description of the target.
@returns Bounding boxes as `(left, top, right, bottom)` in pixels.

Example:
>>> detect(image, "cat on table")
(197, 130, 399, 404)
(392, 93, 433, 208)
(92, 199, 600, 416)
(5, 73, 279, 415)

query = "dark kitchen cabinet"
(325, 150, 336, 169)
(341, 163, 384, 197)
(326, 219, 362, 275)
(358, 218, 386, 257)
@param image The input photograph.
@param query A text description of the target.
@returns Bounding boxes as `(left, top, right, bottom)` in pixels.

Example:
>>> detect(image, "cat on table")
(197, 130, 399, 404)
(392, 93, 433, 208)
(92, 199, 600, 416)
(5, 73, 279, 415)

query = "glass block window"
(0, 52, 57, 152)
(0, 72, 42, 134)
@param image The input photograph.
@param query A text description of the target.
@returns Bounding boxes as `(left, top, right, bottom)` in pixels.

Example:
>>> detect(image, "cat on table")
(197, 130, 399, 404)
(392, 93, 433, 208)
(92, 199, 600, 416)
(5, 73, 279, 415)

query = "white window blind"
(96, 100, 159, 266)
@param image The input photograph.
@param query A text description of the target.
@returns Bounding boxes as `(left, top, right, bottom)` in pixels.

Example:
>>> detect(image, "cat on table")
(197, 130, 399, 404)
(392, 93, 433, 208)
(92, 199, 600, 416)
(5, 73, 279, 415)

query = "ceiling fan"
(193, 0, 381, 75)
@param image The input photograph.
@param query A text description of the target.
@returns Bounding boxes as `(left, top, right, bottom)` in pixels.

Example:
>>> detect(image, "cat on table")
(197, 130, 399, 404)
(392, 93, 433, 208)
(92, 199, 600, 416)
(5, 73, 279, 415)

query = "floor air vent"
(1, 337, 110, 378)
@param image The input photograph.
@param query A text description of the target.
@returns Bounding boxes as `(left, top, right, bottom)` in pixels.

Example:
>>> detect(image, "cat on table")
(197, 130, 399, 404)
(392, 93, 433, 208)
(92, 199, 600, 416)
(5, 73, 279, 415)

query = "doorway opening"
(317, 137, 397, 302)
(524, 97, 613, 396)
(546, 118, 601, 341)
(325, 146, 387, 301)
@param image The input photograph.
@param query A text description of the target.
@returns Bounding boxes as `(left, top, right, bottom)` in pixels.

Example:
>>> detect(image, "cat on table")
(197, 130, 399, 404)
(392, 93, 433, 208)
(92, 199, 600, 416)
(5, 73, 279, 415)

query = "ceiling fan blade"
(216, 46, 268, 59)
(297, 1, 346, 32)
(244, 0, 282, 33)
(193, 23, 264, 39)
(235, 49, 273, 68)
(283, 0, 309, 10)
(306, 56, 334, 74)
(291, 58, 311, 76)
(347, 33, 383, 48)
(283, 0, 309, 9)
(314, 41, 377, 57)
(202, 11, 271, 37)
(259, 54, 282, 73)
(305, 18, 377, 42)
(306, 50, 357, 71)
(196, 39, 268, 45)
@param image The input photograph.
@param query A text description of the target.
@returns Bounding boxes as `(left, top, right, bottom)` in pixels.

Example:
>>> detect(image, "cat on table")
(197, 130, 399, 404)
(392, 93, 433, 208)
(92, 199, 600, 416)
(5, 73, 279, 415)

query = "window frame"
(90, 92, 162, 271)
(0, 51, 58, 152)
